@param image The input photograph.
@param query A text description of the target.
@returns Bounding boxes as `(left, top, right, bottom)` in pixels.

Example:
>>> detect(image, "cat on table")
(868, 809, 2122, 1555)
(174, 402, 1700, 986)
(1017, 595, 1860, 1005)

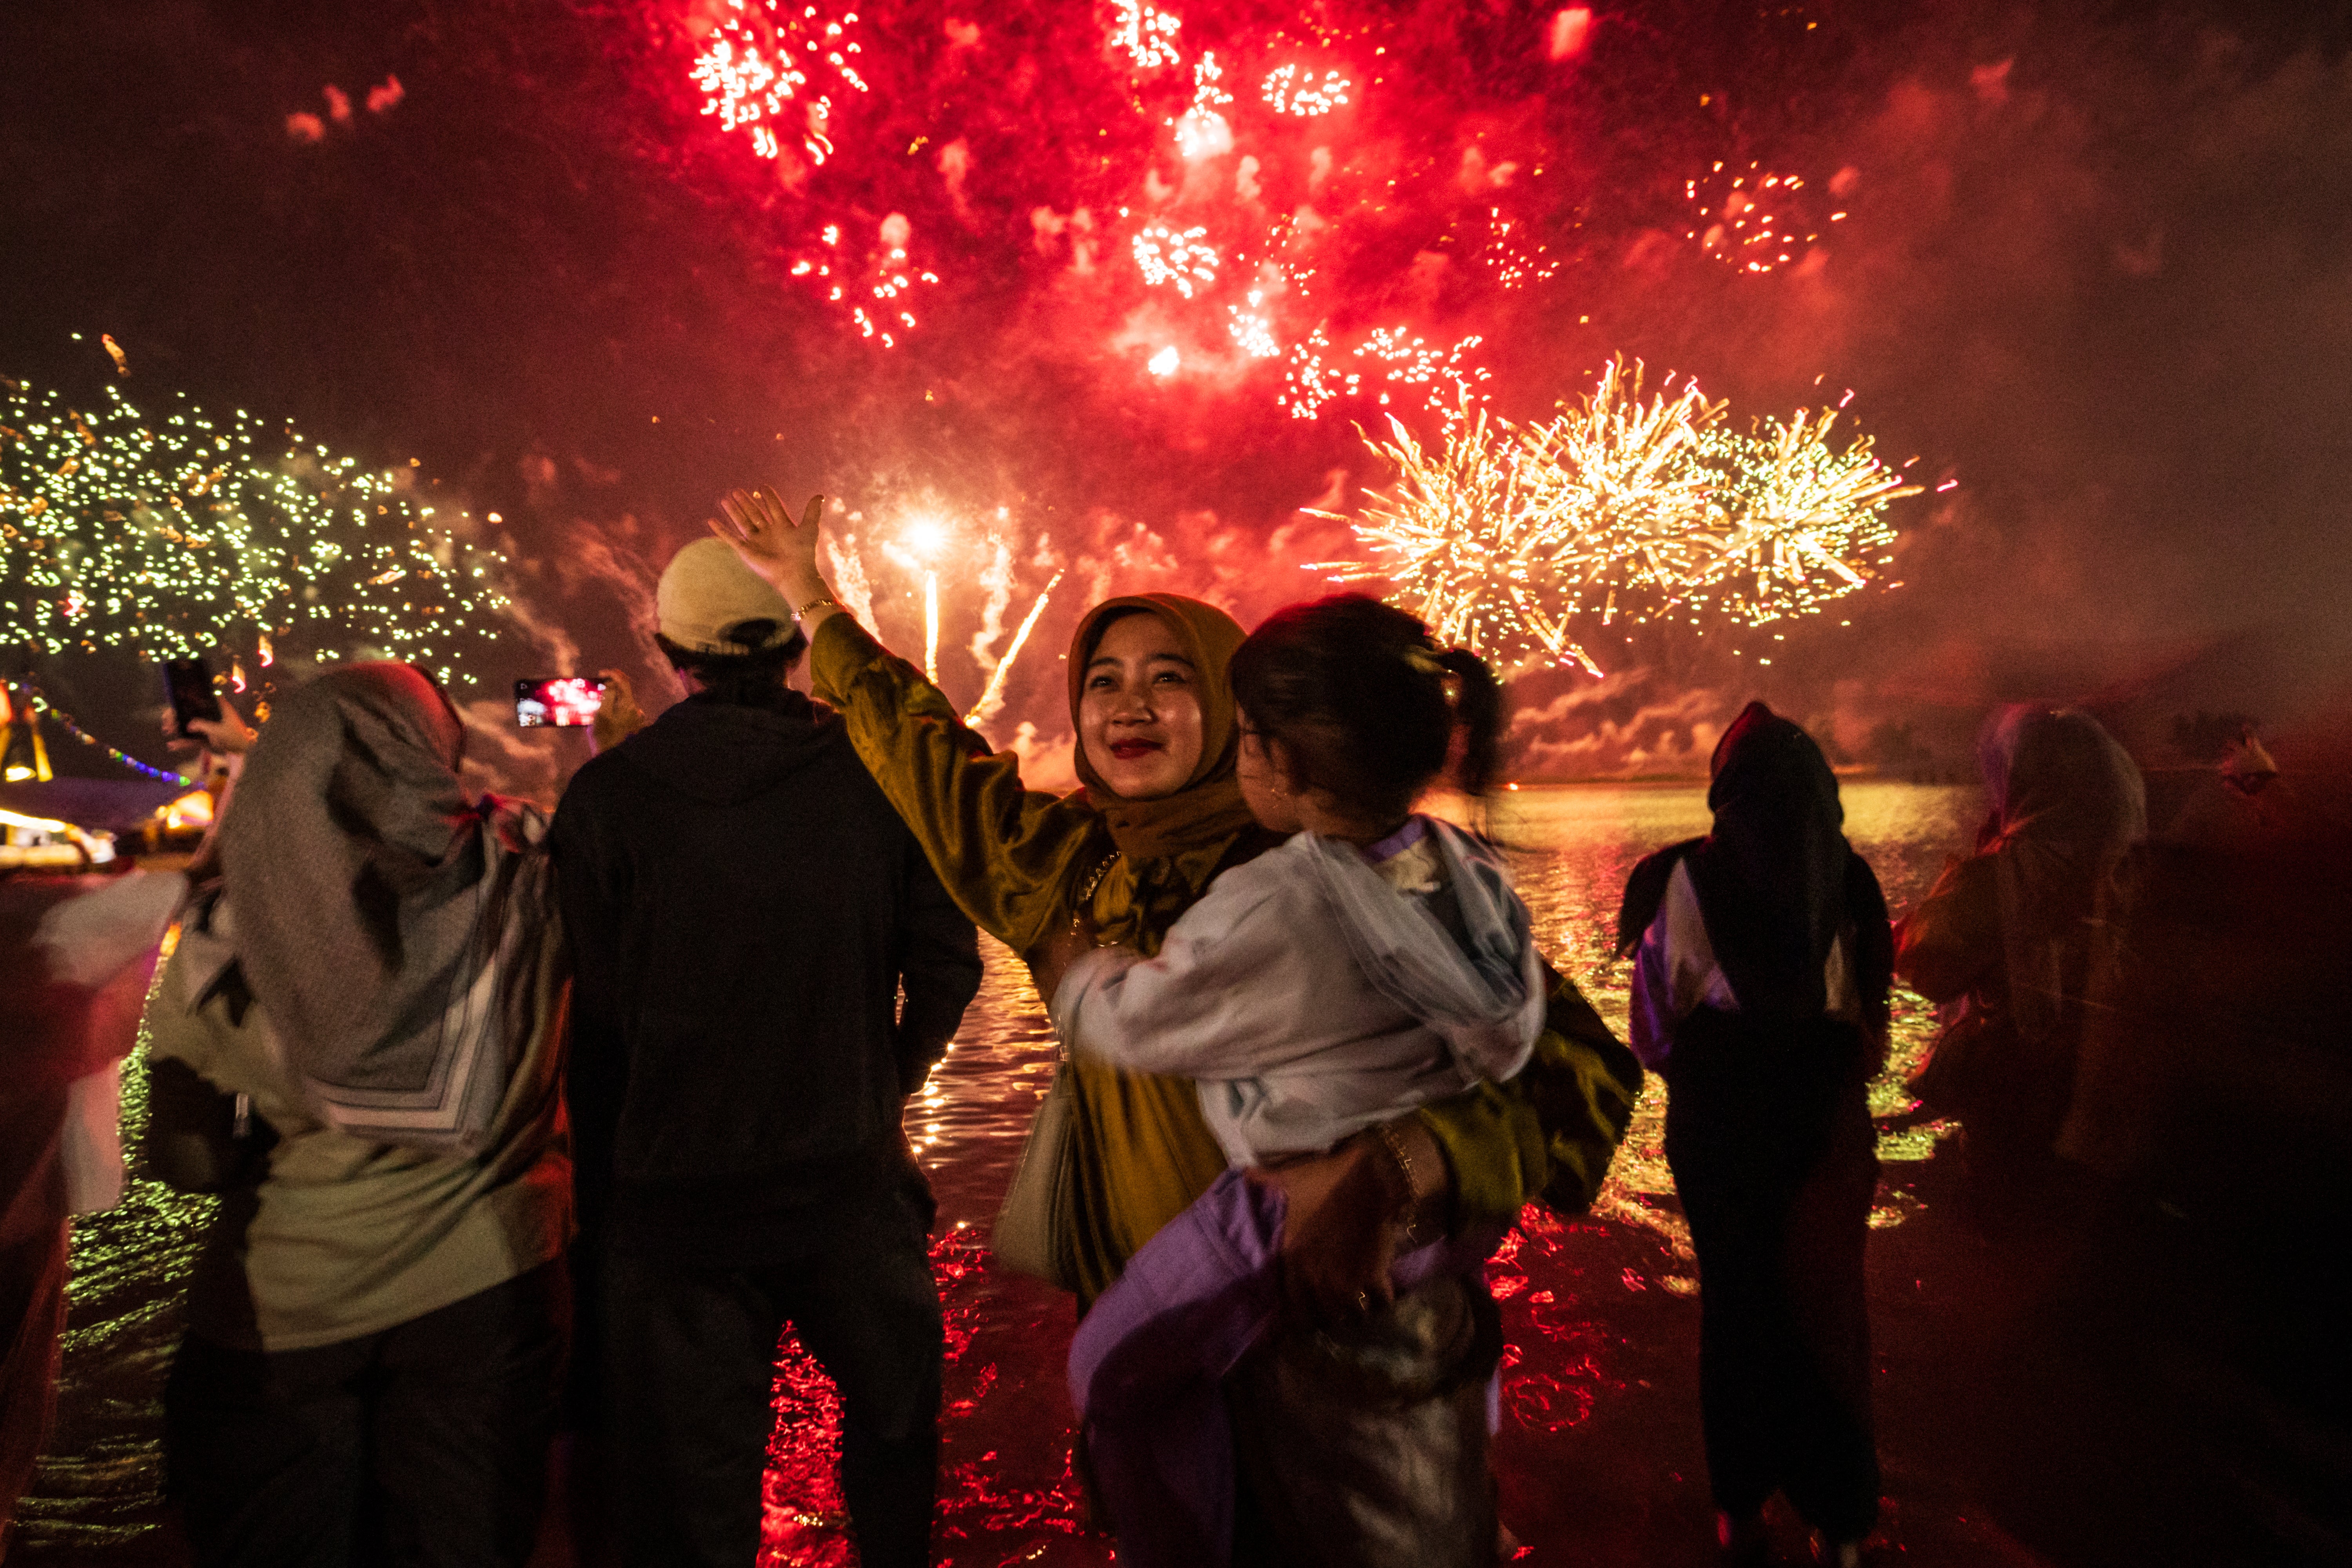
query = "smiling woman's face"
(1078, 611, 1205, 800)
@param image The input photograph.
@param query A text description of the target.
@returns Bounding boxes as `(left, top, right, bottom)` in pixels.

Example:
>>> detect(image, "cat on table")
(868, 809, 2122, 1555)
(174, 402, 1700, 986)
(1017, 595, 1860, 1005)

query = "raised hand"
(711, 487, 828, 608)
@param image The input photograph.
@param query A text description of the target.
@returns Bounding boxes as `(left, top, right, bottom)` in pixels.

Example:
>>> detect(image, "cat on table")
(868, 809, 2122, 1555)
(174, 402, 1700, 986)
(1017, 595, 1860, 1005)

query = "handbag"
(989, 1053, 1081, 1289)
(991, 849, 1120, 1290)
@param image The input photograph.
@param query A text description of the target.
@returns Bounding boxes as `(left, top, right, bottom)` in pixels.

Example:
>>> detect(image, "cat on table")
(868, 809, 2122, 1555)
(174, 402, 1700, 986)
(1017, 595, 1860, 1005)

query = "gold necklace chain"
(1073, 850, 1122, 909)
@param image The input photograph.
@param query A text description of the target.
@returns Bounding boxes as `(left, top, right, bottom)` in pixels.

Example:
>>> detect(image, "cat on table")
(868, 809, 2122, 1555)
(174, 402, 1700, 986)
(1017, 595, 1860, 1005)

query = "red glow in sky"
(677, 0, 1676, 428)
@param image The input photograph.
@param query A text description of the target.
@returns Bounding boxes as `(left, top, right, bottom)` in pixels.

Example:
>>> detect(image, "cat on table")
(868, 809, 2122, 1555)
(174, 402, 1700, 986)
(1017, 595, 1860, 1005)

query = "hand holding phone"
(165, 658, 223, 739)
(515, 677, 608, 728)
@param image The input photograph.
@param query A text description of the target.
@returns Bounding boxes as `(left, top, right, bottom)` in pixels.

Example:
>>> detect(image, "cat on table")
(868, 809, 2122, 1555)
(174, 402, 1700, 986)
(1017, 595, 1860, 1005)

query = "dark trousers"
(1665, 1013, 1881, 1543)
(164, 1261, 567, 1568)
(599, 1192, 941, 1568)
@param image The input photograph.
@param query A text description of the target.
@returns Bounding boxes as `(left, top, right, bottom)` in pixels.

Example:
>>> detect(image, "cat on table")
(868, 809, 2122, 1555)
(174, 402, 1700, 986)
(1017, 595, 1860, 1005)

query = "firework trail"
(966, 569, 1064, 729)
(822, 531, 876, 628)
(966, 535, 1016, 673)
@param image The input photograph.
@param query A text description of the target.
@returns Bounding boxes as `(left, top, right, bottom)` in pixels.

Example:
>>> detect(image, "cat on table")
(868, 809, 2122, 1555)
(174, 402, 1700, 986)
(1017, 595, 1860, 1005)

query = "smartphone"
(515, 677, 608, 728)
(165, 658, 222, 738)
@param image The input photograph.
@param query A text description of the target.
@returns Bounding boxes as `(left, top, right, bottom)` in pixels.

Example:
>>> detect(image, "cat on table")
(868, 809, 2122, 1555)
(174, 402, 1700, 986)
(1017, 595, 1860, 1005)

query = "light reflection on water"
(764, 782, 1985, 1565)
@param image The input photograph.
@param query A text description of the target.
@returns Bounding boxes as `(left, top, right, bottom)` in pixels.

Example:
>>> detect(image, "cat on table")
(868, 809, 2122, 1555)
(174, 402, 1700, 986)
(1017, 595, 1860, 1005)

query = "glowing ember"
(1283, 327, 1492, 423)
(1684, 161, 1835, 274)
(1227, 296, 1281, 359)
(689, 1, 868, 166)
(1108, 0, 1183, 71)
(1261, 64, 1352, 116)
(0, 379, 506, 680)
(1132, 225, 1219, 299)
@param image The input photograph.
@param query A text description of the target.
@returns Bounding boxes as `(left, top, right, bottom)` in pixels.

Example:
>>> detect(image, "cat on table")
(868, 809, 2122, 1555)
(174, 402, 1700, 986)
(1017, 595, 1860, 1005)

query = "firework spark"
(1684, 162, 1840, 274)
(0, 380, 507, 681)
(1132, 225, 1220, 299)
(1519, 358, 1723, 619)
(1308, 405, 1605, 675)
(1678, 411, 1919, 624)
(1261, 65, 1351, 116)
(1282, 327, 1492, 423)
(689, 0, 868, 166)
(1315, 361, 1918, 673)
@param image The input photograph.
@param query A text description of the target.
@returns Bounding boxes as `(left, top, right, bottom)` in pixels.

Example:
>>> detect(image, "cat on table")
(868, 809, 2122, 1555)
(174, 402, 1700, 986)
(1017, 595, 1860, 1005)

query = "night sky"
(6, 0, 2349, 798)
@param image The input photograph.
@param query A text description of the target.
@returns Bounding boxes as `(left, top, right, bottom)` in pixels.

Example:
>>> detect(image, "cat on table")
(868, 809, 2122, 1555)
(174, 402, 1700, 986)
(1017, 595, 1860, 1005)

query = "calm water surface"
(761, 782, 1982, 1566)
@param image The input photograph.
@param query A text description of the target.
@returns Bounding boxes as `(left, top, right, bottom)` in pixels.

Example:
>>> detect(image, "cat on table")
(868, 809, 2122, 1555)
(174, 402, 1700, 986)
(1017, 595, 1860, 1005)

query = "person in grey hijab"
(147, 661, 571, 1568)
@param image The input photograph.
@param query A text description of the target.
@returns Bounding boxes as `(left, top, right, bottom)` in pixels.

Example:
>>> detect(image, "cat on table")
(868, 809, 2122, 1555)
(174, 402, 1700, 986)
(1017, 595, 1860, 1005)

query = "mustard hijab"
(1066, 594, 1258, 863)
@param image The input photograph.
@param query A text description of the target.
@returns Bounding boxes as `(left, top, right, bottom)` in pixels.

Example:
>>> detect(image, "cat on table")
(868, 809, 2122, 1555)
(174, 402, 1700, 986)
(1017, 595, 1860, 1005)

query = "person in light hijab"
(1899, 704, 2144, 1215)
(147, 662, 571, 1568)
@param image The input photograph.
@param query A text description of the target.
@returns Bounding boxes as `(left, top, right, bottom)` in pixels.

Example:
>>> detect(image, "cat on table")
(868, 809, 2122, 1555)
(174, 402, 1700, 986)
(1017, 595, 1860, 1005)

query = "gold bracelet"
(795, 595, 842, 619)
(1372, 1122, 1422, 1220)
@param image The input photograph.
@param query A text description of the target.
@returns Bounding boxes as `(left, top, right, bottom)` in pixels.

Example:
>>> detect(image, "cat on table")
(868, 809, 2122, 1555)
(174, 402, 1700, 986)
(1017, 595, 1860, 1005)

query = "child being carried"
(1051, 594, 1544, 1568)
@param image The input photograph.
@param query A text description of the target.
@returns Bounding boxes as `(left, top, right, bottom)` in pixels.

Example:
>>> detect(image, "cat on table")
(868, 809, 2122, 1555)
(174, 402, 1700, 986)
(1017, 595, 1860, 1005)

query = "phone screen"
(515, 677, 608, 728)
(164, 659, 221, 738)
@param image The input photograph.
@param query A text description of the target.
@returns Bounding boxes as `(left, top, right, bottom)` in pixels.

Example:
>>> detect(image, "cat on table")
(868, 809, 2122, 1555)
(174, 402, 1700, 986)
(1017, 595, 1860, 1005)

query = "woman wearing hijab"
(144, 663, 571, 1568)
(709, 487, 1644, 1559)
(1898, 705, 2144, 1210)
(1616, 702, 1892, 1568)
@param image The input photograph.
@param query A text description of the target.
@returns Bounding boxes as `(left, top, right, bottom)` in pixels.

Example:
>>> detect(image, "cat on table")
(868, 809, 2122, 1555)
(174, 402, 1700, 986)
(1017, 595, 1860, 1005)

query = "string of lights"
(6, 684, 194, 786)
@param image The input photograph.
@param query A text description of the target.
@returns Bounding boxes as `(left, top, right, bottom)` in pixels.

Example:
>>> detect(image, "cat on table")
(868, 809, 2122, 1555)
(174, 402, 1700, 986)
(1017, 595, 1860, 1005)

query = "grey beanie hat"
(656, 538, 802, 655)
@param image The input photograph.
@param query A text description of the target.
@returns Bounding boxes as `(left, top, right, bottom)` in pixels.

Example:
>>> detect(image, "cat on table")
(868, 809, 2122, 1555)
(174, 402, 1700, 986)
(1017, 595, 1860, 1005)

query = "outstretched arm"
(709, 485, 1101, 953)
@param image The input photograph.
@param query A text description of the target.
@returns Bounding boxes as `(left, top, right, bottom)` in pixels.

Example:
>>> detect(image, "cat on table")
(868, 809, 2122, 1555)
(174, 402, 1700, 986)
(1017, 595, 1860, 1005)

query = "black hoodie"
(550, 687, 981, 1262)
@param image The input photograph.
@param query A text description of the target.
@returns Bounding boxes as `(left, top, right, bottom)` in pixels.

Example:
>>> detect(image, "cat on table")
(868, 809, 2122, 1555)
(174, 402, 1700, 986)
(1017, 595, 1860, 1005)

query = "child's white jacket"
(1051, 817, 1547, 1167)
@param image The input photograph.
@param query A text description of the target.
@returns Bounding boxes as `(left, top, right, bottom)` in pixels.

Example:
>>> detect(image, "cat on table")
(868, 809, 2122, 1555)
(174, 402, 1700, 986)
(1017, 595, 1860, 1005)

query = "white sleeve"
(1050, 870, 1310, 1080)
(1628, 862, 1719, 1068)
(1628, 915, 1679, 1069)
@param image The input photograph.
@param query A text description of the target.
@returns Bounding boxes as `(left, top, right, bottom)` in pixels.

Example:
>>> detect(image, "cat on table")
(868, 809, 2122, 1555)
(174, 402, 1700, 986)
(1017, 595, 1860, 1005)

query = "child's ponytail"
(1437, 646, 1504, 797)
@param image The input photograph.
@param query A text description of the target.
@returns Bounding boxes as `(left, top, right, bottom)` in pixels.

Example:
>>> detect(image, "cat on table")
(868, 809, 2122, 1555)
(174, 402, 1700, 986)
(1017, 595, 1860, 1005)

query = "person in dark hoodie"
(550, 538, 982, 1568)
(1615, 703, 1893, 1568)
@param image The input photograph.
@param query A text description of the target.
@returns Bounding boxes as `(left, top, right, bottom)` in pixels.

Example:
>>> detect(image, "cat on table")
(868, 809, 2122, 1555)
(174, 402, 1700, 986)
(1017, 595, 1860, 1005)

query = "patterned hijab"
(216, 663, 485, 1074)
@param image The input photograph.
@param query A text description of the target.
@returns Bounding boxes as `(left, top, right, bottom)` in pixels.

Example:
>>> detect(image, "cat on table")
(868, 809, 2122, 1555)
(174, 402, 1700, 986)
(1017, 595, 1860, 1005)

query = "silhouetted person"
(551, 540, 980, 1568)
(1618, 702, 1890, 1567)
(1898, 705, 2143, 1218)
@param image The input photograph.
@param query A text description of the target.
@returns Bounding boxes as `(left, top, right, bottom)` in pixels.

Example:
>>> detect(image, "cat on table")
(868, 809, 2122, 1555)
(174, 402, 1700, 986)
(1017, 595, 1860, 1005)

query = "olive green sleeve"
(1418, 960, 1645, 1226)
(809, 614, 1102, 955)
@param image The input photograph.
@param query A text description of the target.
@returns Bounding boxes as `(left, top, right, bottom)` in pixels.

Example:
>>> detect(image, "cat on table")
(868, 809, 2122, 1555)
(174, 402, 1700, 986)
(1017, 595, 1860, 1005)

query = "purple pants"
(1067, 1167, 1504, 1568)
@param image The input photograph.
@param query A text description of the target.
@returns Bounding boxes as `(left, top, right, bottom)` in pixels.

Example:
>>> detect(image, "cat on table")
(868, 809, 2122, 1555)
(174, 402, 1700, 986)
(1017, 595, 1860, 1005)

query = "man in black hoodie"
(551, 538, 982, 1568)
